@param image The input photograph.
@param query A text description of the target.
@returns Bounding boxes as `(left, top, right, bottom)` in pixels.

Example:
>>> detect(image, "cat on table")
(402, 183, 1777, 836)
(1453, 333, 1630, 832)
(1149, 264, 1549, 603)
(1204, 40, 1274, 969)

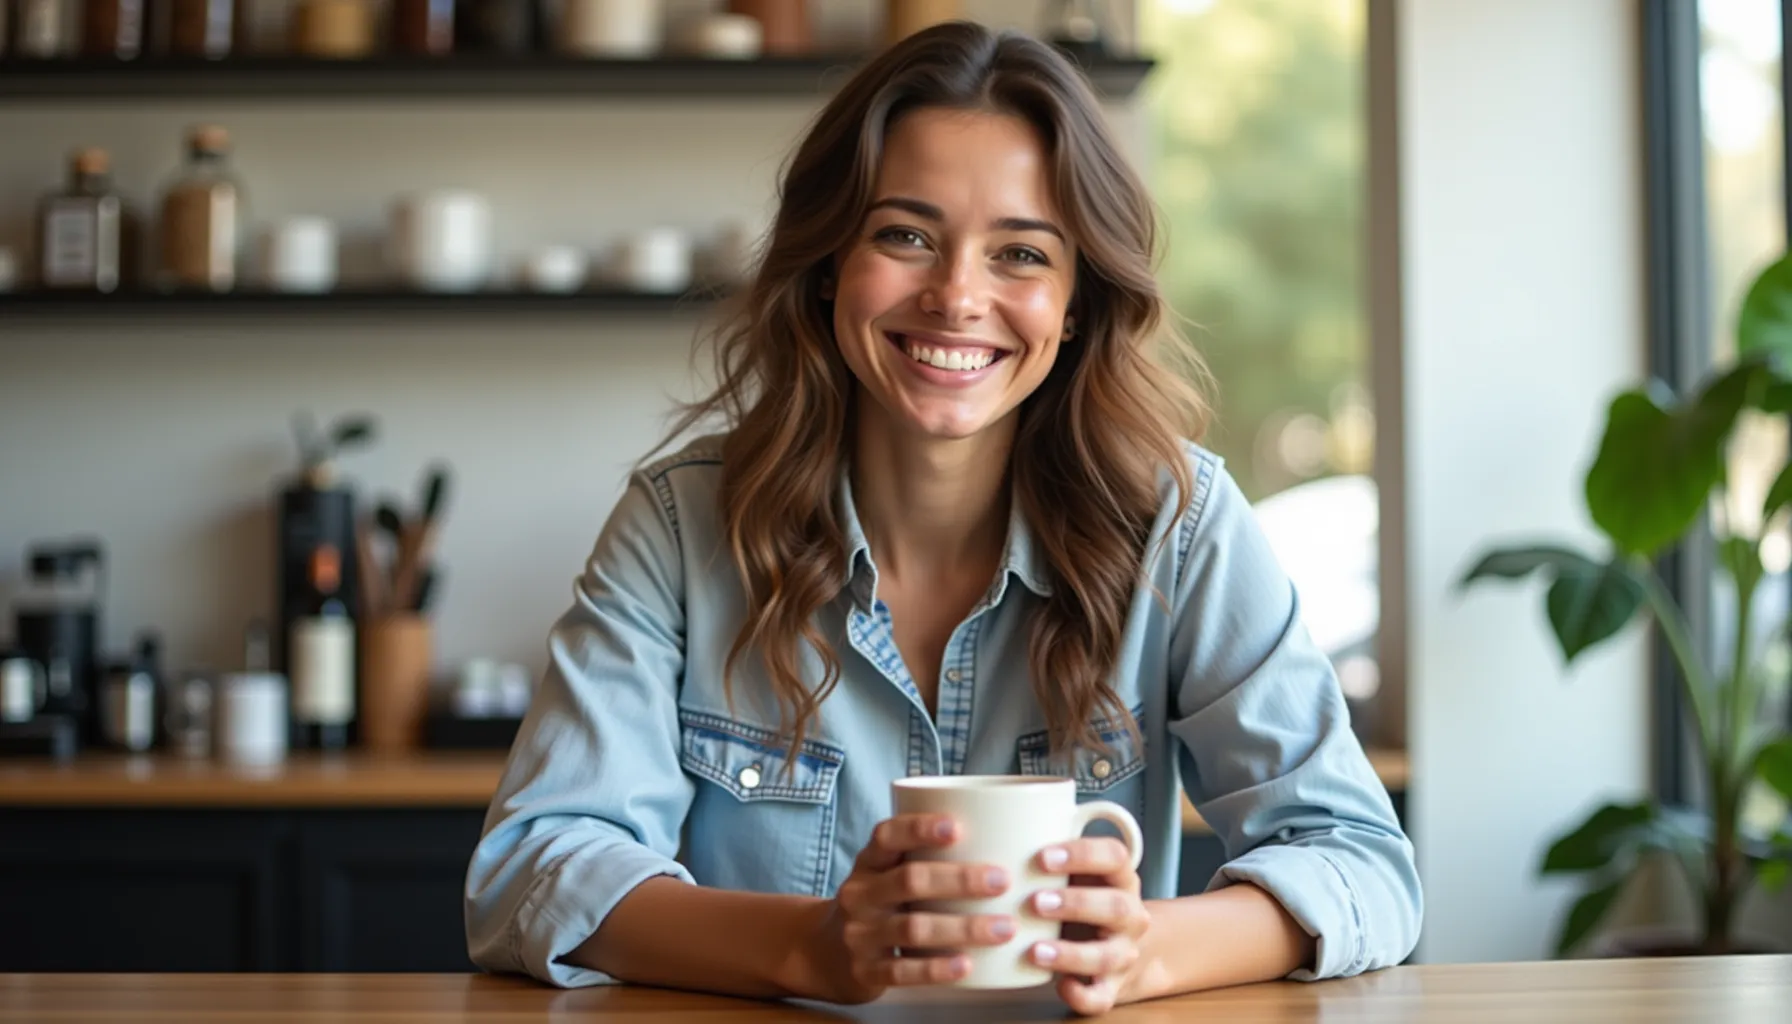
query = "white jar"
(261, 217, 338, 293)
(560, 0, 662, 57)
(388, 190, 493, 293)
(218, 672, 288, 765)
(612, 226, 691, 293)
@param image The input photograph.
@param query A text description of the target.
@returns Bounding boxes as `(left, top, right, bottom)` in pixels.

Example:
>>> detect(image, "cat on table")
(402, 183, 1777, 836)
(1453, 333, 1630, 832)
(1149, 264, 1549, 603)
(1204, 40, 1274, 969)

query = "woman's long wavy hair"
(662, 22, 1212, 760)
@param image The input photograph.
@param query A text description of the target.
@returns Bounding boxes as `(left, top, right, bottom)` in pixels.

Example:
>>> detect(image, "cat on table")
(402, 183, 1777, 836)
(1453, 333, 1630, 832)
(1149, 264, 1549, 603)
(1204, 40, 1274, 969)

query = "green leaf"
(1585, 365, 1758, 557)
(1758, 380, 1792, 413)
(1541, 801, 1658, 873)
(1458, 545, 1599, 587)
(1764, 465, 1792, 522)
(1544, 559, 1647, 662)
(1459, 548, 1645, 664)
(1717, 536, 1765, 594)
(1737, 252, 1792, 368)
(329, 416, 376, 452)
(1555, 874, 1629, 958)
(1757, 738, 1792, 802)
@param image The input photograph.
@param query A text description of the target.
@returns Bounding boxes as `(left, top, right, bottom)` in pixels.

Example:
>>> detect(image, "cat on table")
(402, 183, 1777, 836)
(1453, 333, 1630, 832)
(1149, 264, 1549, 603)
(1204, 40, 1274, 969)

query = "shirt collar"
(836, 465, 1054, 611)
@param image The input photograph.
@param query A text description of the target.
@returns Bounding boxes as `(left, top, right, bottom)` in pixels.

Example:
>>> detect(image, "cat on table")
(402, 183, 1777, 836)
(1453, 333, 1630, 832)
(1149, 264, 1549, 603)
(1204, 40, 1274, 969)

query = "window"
(1140, 0, 1382, 743)
(1701, 0, 1787, 718)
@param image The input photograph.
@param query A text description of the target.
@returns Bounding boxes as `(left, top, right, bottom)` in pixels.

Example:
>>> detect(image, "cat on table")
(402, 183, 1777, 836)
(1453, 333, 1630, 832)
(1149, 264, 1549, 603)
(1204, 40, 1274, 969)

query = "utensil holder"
(359, 614, 432, 753)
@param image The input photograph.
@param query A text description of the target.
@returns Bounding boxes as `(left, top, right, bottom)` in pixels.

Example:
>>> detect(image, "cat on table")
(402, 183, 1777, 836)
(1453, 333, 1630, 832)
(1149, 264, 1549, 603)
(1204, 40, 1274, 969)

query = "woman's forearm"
(1131, 883, 1315, 999)
(566, 876, 833, 999)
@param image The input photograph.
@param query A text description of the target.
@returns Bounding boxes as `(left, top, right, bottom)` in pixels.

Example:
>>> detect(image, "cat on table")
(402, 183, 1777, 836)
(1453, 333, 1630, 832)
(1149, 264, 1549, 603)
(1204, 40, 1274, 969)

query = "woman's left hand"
(1026, 837, 1155, 1015)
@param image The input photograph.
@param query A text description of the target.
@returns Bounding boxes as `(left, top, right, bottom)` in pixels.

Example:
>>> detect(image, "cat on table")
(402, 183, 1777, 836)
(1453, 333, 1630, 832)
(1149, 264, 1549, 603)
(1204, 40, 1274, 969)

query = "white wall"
(1397, 0, 1653, 963)
(0, 1, 1132, 681)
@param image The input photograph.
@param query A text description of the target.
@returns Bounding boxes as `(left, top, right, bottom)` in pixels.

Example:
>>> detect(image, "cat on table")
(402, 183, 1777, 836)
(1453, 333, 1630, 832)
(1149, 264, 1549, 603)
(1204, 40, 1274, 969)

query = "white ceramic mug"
(1, 656, 47, 723)
(388, 190, 493, 293)
(891, 775, 1144, 990)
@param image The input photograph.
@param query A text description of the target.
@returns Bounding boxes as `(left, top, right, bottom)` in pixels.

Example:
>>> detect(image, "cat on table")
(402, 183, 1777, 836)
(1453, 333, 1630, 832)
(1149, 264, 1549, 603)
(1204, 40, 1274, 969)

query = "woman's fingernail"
(984, 867, 1009, 890)
(1035, 890, 1063, 913)
(1041, 847, 1069, 870)
(990, 918, 1015, 940)
(1033, 942, 1059, 964)
(952, 956, 971, 977)
(934, 819, 955, 840)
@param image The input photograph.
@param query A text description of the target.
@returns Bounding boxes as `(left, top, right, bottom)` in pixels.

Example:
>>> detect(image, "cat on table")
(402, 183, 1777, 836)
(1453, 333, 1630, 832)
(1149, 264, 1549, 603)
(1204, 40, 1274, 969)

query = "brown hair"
(662, 22, 1211, 760)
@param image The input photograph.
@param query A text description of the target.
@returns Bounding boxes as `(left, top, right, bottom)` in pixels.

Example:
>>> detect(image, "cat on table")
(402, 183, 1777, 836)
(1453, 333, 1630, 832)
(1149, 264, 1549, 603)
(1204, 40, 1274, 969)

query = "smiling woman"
(464, 21, 1420, 1017)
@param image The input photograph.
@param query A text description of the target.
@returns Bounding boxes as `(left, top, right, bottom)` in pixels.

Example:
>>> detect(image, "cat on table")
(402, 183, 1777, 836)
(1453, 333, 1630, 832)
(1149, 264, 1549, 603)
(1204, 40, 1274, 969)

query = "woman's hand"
(1025, 837, 1154, 1015)
(798, 813, 1016, 1004)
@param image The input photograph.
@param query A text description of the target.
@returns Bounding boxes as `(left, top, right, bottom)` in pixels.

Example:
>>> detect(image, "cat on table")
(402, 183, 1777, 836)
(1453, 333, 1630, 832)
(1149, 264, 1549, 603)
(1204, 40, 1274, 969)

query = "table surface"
(2, 956, 1787, 1023)
(0, 749, 1409, 831)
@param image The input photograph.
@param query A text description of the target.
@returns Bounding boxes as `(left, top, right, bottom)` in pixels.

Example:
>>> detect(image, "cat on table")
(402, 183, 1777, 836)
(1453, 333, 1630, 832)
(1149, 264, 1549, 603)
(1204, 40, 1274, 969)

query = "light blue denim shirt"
(464, 435, 1421, 987)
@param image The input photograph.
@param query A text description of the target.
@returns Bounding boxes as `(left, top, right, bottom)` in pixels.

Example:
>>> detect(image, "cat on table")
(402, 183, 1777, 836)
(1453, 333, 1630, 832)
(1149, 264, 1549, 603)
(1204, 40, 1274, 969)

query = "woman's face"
(831, 107, 1077, 444)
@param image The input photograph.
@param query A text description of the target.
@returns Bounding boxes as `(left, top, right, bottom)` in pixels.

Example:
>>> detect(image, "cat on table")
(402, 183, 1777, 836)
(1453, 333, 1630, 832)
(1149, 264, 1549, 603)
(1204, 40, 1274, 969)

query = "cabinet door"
(0, 809, 289, 971)
(296, 809, 484, 972)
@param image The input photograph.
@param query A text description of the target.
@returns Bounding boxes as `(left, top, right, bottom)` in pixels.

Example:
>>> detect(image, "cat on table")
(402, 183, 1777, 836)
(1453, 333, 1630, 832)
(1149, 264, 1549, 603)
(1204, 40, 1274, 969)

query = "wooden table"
(3, 956, 1787, 1022)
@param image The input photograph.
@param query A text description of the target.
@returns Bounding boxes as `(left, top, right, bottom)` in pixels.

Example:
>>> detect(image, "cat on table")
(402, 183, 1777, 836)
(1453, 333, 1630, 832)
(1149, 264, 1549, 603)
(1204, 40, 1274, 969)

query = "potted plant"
(1459, 252, 1792, 957)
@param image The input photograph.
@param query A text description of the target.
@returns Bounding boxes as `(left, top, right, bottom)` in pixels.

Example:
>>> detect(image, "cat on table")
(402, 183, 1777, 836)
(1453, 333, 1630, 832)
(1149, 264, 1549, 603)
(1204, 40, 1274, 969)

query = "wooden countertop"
(3, 956, 1788, 1022)
(0, 751, 507, 808)
(0, 747, 1408, 825)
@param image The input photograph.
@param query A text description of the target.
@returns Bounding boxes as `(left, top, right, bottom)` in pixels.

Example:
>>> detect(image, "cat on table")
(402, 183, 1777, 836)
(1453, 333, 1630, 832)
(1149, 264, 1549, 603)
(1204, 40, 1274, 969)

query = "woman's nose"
(919, 250, 991, 325)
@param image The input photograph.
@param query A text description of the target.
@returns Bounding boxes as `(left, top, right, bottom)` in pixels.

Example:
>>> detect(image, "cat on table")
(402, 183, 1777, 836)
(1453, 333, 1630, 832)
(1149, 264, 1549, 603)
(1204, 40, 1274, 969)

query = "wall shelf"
(0, 53, 1156, 101)
(0, 288, 722, 316)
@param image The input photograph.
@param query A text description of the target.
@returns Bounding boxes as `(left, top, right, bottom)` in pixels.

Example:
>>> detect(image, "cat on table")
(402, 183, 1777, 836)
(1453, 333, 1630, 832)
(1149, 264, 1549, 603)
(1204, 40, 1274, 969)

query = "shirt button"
(738, 766, 762, 790)
(944, 669, 962, 683)
(1091, 758, 1113, 780)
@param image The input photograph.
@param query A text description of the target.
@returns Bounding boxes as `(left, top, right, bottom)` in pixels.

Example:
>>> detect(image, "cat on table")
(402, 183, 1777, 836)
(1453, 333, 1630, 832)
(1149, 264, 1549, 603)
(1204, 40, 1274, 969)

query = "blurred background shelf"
(0, 53, 1156, 101)
(0, 288, 723, 316)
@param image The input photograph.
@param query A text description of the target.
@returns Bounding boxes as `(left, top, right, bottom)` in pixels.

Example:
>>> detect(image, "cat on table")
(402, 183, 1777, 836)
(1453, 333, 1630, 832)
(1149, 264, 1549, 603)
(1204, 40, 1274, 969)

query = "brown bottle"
(170, 0, 241, 58)
(38, 148, 132, 293)
(728, 0, 809, 54)
(81, 0, 148, 59)
(158, 125, 246, 292)
(393, 0, 455, 55)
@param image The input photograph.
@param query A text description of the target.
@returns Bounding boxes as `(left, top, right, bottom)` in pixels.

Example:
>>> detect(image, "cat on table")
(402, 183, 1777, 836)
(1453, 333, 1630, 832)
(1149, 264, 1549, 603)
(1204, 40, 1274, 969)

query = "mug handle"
(1071, 800, 1145, 869)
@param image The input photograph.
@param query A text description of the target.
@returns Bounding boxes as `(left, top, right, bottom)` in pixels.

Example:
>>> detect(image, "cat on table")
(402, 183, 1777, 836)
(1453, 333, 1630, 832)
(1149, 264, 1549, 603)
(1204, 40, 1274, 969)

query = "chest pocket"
(1015, 704, 1147, 839)
(677, 710, 845, 897)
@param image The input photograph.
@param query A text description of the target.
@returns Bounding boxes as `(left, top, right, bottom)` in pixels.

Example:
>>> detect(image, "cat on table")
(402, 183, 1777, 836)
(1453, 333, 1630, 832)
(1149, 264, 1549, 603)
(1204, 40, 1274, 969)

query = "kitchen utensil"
(359, 613, 433, 752)
(354, 518, 387, 618)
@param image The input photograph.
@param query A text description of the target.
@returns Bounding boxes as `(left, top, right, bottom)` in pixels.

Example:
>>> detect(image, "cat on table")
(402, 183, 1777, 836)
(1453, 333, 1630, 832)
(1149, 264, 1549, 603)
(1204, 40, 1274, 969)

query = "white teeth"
(901, 337, 995, 372)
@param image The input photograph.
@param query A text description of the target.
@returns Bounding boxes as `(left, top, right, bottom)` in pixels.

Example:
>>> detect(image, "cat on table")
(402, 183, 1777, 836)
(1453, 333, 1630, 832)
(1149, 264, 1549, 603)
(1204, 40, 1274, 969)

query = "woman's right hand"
(798, 812, 1016, 1004)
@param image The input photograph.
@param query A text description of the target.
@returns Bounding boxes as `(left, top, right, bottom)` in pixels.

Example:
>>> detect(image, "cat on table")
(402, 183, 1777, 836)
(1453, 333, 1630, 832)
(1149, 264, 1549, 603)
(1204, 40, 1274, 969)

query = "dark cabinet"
(0, 807, 483, 973)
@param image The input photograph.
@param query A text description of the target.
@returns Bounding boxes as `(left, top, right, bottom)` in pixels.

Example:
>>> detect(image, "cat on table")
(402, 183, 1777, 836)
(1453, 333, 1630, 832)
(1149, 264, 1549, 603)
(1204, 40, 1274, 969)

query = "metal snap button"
(738, 765, 762, 790)
(1091, 758, 1113, 780)
(944, 669, 963, 683)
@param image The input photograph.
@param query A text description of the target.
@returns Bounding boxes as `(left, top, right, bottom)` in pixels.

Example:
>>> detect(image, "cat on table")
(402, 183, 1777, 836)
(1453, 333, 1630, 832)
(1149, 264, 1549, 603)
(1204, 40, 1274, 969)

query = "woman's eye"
(876, 227, 927, 247)
(1002, 246, 1049, 266)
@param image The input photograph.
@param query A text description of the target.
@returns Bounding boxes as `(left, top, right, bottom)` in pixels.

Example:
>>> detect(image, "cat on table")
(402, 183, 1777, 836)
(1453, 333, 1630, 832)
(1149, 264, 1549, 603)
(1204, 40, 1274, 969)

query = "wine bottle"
(289, 543, 356, 749)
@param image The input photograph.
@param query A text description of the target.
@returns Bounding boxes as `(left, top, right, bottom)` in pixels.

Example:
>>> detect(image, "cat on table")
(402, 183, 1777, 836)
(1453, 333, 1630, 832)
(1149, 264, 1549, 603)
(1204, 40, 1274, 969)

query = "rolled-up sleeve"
(464, 474, 696, 987)
(1168, 460, 1422, 980)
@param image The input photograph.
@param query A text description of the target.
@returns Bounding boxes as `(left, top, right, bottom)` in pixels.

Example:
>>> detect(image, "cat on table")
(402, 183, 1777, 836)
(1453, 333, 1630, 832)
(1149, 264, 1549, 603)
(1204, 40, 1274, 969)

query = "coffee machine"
(13, 539, 105, 745)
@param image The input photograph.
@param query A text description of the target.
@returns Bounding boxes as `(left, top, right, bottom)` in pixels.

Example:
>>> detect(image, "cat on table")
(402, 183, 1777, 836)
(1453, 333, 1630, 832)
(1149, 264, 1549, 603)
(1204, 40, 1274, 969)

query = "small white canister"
(217, 672, 288, 765)
(261, 217, 338, 293)
(388, 190, 493, 293)
(611, 226, 691, 293)
(560, 0, 662, 57)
